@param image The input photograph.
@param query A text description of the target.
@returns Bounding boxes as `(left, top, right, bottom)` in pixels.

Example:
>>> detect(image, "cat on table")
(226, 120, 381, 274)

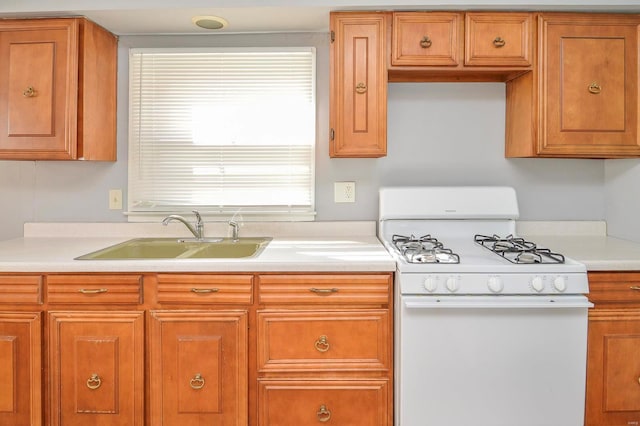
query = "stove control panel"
(402, 273, 589, 295)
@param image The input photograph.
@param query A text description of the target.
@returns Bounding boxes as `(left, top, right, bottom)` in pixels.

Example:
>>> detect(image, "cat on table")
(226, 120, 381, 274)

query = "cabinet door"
(464, 12, 532, 67)
(586, 309, 640, 425)
(540, 14, 640, 157)
(0, 20, 78, 159)
(392, 12, 461, 66)
(48, 311, 144, 426)
(0, 312, 41, 426)
(329, 12, 387, 158)
(149, 310, 248, 426)
(258, 380, 389, 426)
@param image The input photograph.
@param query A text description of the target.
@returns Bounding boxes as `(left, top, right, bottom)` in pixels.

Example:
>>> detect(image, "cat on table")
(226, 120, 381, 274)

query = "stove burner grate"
(392, 234, 460, 264)
(474, 234, 565, 264)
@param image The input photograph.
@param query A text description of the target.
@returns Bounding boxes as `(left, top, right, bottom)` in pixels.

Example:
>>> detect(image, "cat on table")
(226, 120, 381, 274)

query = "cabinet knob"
(588, 82, 602, 94)
(493, 37, 506, 47)
(22, 86, 36, 97)
(355, 82, 367, 94)
(189, 373, 205, 390)
(86, 373, 102, 390)
(317, 404, 332, 422)
(420, 36, 432, 48)
(314, 335, 330, 352)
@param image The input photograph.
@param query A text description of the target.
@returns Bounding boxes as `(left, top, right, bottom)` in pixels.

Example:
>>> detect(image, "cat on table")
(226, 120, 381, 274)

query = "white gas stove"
(379, 186, 591, 426)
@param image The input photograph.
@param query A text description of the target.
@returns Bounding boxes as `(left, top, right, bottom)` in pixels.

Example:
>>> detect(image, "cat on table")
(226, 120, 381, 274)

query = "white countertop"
(0, 222, 396, 273)
(1, 220, 638, 273)
(518, 221, 640, 272)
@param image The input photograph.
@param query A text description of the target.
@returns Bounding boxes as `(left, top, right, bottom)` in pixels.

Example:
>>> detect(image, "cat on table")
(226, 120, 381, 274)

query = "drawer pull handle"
(309, 287, 339, 295)
(86, 373, 102, 390)
(78, 288, 108, 294)
(631, 286, 640, 291)
(317, 404, 331, 422)
(420, 36, 432, 48)
(23, 86, 36, 97)
(315, 335, 330, 353)
(189, 373, 205, 390)
(588, 82, 601, 94)
(493, 36, 506, 47)
(191, 288, 219, 293)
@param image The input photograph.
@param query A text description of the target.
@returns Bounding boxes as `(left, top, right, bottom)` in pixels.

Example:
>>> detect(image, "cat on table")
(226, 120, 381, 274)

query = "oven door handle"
(404, 295, 593, 309)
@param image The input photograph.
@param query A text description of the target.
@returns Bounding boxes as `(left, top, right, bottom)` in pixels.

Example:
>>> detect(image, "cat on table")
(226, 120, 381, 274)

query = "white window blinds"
(128, 47, 316, 220)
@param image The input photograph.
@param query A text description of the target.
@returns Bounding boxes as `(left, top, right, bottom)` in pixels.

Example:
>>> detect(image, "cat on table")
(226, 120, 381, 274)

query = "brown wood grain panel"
(0, 275, 42, 304)
(47, 274, 142, 304)
(465, 12, 533, 66)
(156, 274, 253, 304)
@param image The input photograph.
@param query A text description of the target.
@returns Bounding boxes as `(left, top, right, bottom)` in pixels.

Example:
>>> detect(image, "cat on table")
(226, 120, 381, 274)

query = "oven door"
(396, 295, 592, 426)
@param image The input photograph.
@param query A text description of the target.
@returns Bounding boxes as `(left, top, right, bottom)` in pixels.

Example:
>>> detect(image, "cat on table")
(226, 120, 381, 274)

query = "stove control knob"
(445, 277, 459, 293)
(487, 277, 503, 293)
(531, 276, 545, 293)
(553, 276, 567, 292)
(423, 277, 438, 293)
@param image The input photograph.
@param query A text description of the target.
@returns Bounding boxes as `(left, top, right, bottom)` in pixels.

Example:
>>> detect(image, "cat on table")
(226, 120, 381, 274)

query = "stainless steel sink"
(75, 237, 272, 260)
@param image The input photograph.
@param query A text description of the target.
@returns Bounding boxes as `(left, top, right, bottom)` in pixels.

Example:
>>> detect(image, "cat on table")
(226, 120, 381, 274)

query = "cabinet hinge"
(330, 31, 335, 43)
(330, 128, 335, 141)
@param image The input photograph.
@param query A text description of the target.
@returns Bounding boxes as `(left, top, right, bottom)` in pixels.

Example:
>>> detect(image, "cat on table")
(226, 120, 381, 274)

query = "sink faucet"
(229, 221, 239, 242)
(162, 210, 204, 240)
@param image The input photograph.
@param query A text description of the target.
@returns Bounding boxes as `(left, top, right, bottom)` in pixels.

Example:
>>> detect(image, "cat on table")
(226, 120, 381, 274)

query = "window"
(128, 47, 316, 221)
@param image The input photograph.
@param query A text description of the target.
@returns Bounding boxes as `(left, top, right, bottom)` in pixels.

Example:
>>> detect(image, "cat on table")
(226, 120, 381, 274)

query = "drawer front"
(0, 275, 42, 304)
(47, 275, 142, 304)
(257, 310, 390, 372)
(588, 272, 640, 305)
(392, 12, 461, 66)
(464, 12, 533, 66)
(258, 274, 391, 305)
(156, 274, 253, 304)
(258, 380, 389, 426)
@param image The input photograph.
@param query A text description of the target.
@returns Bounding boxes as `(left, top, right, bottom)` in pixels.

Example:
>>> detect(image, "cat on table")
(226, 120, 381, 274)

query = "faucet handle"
(192, 210, 202, 224)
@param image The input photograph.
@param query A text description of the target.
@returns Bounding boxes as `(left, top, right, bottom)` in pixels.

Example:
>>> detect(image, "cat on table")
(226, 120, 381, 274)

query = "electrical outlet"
(109, 189, 123, 210)
(334, 181, 356, 203)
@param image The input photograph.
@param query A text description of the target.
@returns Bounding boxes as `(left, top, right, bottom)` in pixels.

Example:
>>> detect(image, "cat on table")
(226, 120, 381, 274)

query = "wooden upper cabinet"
(464, 12, 533, 67)
(506, 13, 640, 158)
(392, 12, 461, 67)
(0, 18, 117, 161)
(329, 12, 387, 158)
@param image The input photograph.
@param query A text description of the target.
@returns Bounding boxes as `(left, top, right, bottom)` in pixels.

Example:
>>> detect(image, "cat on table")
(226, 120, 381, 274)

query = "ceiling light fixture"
(192, 15, 228, 30)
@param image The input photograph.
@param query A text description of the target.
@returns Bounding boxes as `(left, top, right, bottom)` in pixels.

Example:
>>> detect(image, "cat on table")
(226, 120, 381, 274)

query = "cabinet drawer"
(392, 12, 461, 66)
(156, 274, 253, 304)
(0, 275, 42, 304)
(464, 12, 533, 66)
(47, 275, 142, 304)
(258, 274, 391, 305)
(588, 272, 640, 305)
(257, 310, 390, 372)
(258, 379, 390, 426)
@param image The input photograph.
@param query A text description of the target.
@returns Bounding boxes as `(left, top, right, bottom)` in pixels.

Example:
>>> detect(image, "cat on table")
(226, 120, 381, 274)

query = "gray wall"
(0, 31, 618, 241)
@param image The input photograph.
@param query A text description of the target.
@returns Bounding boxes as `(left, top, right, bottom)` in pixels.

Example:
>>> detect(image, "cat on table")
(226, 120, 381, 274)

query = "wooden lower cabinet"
(0, 271, 392, 425)
(149, 310, 248, 426)
(586, 272, 640, 425)
(258, 380, 389, 426)
(256, 273, 393, 425)
(48, 311, 144, 426)
(0, 312, 42, 426)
